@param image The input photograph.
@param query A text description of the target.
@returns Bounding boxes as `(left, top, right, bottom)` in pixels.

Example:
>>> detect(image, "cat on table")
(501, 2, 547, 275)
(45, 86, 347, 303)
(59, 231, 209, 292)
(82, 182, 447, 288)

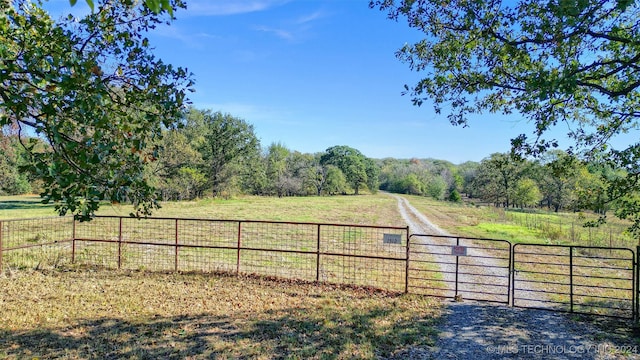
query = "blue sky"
(47, 0, 564, 163)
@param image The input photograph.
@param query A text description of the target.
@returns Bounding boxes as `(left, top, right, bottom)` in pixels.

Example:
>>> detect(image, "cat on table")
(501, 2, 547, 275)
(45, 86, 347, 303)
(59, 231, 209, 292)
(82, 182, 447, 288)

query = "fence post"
(316, 224, 321, 282)
(174, 219, 179, 272)
(507, 242, 512, 306)
(71, 217, 76, 264)
(455, 237, 460, 299)
(405, 227, 410, 294)
(511, 245, 515, 307)
(118, 217, 123, 270)
(236, 221, 242, 275)
(569, 246, 574, 313)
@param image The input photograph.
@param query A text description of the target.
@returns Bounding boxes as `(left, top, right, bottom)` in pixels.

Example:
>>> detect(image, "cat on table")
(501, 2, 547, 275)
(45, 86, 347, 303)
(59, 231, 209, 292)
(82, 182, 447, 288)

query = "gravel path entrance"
(388, 194, 639, 360)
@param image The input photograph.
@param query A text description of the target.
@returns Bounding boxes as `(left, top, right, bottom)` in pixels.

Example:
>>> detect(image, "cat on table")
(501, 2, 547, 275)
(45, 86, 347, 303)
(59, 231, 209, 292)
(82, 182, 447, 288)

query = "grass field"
(0, 269, 440, 359)
(0, 194, 440, 359)
(0, 194, 405, 227)
(399, 195, 635, 248)
(1, 193, 638, 358)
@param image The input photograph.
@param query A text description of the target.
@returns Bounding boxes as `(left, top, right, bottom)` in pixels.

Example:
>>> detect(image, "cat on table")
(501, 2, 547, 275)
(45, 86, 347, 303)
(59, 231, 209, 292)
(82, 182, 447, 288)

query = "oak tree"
(1, 0, 193, 220)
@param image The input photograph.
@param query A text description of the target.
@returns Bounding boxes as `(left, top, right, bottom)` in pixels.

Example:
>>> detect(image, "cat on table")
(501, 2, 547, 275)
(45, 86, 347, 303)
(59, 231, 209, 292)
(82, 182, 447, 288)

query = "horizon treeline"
(0, 108, 622, 218)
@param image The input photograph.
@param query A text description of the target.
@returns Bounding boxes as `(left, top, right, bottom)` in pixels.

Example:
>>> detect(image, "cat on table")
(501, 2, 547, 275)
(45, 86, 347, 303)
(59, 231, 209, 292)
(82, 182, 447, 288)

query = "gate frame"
(512, 243, 636, 319)
(407, 234, 512, 305)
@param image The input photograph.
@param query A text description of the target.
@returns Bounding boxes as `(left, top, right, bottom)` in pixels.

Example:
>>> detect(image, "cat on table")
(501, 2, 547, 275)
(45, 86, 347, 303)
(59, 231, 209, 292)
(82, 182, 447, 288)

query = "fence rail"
(0, 215, 639, 319)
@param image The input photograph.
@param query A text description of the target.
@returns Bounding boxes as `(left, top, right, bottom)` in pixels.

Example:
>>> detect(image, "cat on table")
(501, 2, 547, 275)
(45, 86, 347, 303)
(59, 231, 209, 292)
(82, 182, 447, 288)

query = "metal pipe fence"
(0, 215, 639, 320)
(69, 216, 410, 292)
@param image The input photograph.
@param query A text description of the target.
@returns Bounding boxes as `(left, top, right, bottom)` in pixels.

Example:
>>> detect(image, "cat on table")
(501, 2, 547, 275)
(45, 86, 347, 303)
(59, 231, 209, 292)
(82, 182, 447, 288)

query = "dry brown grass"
(0, 268, 441, 359)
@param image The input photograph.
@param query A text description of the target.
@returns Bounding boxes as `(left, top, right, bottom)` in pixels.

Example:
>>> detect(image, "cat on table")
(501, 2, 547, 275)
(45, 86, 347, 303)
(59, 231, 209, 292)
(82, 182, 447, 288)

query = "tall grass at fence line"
(399, 195, 635, 248)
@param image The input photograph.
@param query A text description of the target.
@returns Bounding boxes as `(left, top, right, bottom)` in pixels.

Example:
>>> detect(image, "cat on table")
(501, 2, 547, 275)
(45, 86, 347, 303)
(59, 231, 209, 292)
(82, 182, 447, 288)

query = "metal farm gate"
(512, 244, 635, 319)
(407, 234, 512, 304)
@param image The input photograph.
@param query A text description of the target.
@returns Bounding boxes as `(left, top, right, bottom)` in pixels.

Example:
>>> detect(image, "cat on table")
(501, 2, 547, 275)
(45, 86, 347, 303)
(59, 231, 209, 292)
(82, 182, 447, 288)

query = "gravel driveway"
(387, 193, 639, 360)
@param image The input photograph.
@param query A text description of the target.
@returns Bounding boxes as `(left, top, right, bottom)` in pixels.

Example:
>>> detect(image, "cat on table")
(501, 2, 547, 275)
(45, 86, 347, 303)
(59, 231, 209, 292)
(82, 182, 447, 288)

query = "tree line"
(0, 108, 380, 201)
(1, 107, 622, 221)
(380, 152, 614, 217)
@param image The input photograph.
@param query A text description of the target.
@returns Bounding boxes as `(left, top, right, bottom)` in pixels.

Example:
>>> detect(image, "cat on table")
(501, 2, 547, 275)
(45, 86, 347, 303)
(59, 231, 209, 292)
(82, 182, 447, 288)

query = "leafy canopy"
(1, 0, 193, 220)
(372, 0, 640, 233)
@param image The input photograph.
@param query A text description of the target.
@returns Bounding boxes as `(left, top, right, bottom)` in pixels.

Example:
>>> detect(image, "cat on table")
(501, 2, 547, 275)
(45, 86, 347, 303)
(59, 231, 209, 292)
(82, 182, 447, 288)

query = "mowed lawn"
(0, 194, 441, 359)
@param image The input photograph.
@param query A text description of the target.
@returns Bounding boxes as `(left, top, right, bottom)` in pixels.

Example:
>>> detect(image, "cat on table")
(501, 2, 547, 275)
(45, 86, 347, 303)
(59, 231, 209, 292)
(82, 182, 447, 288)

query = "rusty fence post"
(405, 227, 410, 294)
(569, 246, 574, 314)
(71, 218, 76, 264)
(316, 224, 321, 282)
(174, 219, 179, 272)
(236, 221, 242, 275)
(118, 217, 123, 270)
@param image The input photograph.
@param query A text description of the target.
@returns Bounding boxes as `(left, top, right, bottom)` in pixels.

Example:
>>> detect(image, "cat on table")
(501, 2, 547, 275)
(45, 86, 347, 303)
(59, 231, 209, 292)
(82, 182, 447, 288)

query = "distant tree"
(151, 127, 204, 200)
(512, 178, 543, 208)
(425, 175, 447, 200)
(448, 188, 462, 203)
(321, 146, 372, 195)
(473, 153, 525, 207)
(324, 166, 348, 195)
(458, 162, 479, 198)
(364, 157, 380, 194)
(0, 131, 31, 195)
(265, 142, 290, 197)
(197, 111, 261, 197)
(534, 151, 580, 212)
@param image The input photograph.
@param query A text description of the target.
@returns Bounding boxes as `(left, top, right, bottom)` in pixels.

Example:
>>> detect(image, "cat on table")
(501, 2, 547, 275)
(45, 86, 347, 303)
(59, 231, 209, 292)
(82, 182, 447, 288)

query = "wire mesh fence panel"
(74, 217, 121, 244)
(73, 241, 120, 269)
(1, 217, 73, 249)
(1, 217, 73, 272)
(319, 254, 406, 291)
(240, 221, 318, 252)
(319, 225, 407, 259)
(239, 249, 317, 281)
(120, 243, 176, 272)
(2, 243, 72, 271)
(176, 219, 239, 273)
(319, 225, 407, 292)
(121, 217, 175, 245)
(178, 247, 237, 273)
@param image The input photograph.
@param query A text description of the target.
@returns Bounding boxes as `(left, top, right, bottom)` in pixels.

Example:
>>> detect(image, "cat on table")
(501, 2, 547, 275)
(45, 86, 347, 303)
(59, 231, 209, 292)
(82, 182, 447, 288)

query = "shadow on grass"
(0, 306, 439, 359)
(0, 200, 54, 211)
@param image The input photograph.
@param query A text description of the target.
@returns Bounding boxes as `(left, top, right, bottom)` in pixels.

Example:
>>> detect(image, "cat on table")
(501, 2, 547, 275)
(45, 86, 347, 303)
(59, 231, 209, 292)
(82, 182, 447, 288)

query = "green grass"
(0, 194, 406, 227)
(0, 269, 440, 359)
(398, 194, 634, 248)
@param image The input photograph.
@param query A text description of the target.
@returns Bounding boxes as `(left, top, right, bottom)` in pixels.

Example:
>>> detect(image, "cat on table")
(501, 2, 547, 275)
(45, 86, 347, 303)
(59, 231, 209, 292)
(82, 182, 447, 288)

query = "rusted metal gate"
(513, 244, 636, 319)
(407, 234, 512, 304)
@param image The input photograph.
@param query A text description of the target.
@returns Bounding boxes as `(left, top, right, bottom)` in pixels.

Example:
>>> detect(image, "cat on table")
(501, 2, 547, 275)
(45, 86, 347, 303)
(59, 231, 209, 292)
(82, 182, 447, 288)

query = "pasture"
(0, 194, 439, 359)
(1, 194, 639, 358)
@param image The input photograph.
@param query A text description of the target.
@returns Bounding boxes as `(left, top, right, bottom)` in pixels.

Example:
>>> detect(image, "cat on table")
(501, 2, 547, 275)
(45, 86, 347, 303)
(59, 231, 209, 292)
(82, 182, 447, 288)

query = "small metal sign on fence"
(383, 233, 402, 244)
(451, 245, 467, 256)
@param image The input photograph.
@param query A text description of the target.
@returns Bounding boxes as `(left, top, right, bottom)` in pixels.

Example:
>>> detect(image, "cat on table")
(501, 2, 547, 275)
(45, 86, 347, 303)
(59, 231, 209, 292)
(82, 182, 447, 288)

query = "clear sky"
(46, 0, 567, 164)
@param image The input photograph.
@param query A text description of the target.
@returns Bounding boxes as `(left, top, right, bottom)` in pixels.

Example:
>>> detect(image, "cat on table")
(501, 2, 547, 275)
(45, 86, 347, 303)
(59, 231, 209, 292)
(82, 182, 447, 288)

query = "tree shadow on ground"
(0, 200, 54, 211)
(429, 301, 640, 360)
(0, 306, 439, 359)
